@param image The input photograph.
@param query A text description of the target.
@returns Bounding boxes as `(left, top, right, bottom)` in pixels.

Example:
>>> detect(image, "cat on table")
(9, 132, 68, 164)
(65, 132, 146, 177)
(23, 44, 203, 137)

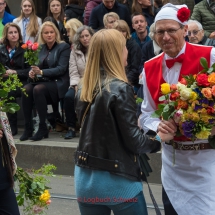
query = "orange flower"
(201, 88, 212, 99)
(21, 44, 27, 49)
(208, 72, 215, 86)
(177, 99, 188, 109)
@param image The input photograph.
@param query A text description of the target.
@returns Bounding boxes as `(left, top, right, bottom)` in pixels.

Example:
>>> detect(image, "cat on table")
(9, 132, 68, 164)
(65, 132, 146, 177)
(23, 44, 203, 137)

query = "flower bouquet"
(14, 164, 56, 215)
(152, 57, 215, 148)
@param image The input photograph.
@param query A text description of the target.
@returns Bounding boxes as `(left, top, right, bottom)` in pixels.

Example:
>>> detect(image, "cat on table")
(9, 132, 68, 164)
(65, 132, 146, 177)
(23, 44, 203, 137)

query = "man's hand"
(157, 118, 177, 134)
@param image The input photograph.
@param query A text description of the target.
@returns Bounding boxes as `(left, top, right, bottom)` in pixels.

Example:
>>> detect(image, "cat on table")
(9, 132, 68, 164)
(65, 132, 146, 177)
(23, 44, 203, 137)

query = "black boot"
(29, 123, 49, 141)
(8, 112, 18, 136)
(20, 123, 33, 141)
(64, 128, 76, 139)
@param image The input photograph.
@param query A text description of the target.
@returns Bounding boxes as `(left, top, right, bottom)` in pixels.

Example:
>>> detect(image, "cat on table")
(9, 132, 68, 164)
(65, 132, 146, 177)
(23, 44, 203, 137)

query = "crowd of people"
(0, 0, 214, 214)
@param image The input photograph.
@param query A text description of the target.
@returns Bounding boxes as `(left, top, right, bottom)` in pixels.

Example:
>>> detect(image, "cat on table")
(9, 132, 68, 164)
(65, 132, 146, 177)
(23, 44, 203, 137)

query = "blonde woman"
(74, 29, 174, 215)
(65, 18, 83, 44)
(103, 12, 119, 29)
(13, 0, 42, 43)
(20, 22, 70, 141)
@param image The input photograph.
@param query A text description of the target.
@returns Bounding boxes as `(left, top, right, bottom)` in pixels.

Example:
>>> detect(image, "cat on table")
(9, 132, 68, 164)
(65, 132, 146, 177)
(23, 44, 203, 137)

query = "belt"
(165, 141, 214, 150)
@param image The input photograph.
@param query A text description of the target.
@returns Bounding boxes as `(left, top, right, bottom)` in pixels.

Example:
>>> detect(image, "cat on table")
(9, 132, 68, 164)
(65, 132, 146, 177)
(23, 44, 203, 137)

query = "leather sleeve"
(113, 83, 161, 154)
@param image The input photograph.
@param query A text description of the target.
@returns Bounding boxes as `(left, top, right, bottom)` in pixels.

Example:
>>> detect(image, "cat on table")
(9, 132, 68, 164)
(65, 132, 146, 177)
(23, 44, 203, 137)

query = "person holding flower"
(139, 3, 215, 215)
(0, 23, 30, 136)
(75, 29, 174, 215)
(20, 21, 70, 141)
(13, 0, 42, 43)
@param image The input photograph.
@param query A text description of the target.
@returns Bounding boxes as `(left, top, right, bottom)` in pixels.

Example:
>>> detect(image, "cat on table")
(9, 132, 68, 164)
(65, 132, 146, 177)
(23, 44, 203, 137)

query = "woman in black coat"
(0, 23, 30, 136)
(113, 20, 142, 93)
(20, 21, 70, 141)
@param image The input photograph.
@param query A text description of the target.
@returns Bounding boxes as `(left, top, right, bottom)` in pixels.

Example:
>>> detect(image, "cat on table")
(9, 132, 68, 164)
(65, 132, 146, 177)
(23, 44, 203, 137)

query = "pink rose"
(26, 40, 33, 49)
(32, 42, 39, 51)
(201, 88, 212, 99)
(212, 85, 215, 97)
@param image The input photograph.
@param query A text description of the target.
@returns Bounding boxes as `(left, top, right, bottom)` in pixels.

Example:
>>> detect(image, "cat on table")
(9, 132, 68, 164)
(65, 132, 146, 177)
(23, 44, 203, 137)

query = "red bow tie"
(165, 53, 185, 69)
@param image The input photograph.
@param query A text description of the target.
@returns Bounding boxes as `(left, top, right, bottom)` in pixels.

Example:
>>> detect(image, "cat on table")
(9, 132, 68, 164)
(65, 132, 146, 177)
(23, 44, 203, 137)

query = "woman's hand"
(6, 70, 17, 75)
(157, 131, 175, 143)
(31, 66, 41, 75)
(29, 70, 36, 79)
(0, 129, 3, 139)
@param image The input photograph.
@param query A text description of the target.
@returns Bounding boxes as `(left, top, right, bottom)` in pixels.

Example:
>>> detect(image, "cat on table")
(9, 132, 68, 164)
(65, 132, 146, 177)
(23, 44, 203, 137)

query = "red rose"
(177, 7, 190, 23)
(179, 78, 187, 85)
(32, 42, 39, 51)
(170, 84, 177, 91)
(170, 92, 180, 101)
(207, 107, 215, 114)
(196, 74, 210, 87)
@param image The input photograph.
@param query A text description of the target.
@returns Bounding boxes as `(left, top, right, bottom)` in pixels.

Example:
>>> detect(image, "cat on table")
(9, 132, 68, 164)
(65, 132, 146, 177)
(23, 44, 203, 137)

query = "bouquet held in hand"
(152, 58, 215, 147)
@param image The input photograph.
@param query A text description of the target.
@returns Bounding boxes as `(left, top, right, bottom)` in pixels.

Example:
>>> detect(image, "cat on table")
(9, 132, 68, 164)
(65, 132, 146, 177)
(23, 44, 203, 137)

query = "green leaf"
(200, 57, 208, 69)
(158, 103, 165, 110)
(158, 95, 166, 101)
(163, 105, 169, 112)
(0, 89, 8, 98)
(207, 67, 214, 74)
(162, 111, 169, 120)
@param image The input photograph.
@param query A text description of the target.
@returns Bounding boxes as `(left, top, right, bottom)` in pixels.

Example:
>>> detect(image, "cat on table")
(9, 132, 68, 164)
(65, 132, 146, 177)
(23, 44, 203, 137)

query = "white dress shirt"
(140, 43, 215, 215)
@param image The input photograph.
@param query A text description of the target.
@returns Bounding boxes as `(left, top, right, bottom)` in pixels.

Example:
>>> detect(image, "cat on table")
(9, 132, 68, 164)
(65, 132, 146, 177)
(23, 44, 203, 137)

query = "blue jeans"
(78, 191, 148, 215)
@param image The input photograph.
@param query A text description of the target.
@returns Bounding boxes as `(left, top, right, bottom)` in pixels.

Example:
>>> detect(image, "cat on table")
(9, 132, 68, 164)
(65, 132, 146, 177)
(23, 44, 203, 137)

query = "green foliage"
(136, 97, 143, 104)
(24, 48, 41, 66)
(0, 64, 27, 113)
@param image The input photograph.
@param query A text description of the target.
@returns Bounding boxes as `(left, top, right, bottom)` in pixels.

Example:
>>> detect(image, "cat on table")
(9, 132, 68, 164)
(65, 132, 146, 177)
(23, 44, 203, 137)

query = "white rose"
(180, 88, 193, 101)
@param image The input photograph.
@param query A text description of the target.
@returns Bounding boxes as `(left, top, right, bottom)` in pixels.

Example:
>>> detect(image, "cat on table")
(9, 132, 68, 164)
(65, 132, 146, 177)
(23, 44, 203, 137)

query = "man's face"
(105, 16, 116, 29)
(155, 19, 187, 58)
(187, 23, 204, 44)
(132, 15, 147, 34)
(0, 0, 6, 14)
(103, 0, 115, 9)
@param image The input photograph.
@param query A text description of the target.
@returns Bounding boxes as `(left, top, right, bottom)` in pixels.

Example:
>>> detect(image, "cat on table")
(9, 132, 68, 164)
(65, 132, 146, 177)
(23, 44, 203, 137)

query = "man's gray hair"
(188, 20, 203, 30)
(149, 23, 155, 40)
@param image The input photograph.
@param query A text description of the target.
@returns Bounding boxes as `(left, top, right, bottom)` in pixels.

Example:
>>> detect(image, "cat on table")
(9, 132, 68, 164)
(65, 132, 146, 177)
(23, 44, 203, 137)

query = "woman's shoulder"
(13, 17, 21, 23)
(57, 42, 70, 49)
(109, 79, 133, 95)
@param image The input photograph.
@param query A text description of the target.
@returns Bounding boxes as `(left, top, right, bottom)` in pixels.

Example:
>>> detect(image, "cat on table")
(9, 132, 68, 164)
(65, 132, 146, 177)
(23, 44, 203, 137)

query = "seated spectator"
(13, 0, 42, 43)
(191, 0, 215, 39)
(89, 0, 132, 31)
(64, 26, 94, 139)
(113, 20, 142, 92)
(47, 0, 68, 42)
(43, 16, 63, 40)
(0, 0, 16, 39)
(103, 12, 119, 29)
(84, 0, 102, 26)
(64, 0, 85, 23)
(132, 0, 154, 27)
(65, 18, 83, 44)
(0, 23, 30, 136)
(131, 13, 150, 49)
(188, 20, 215, 46)
(20, 21, 70, 141)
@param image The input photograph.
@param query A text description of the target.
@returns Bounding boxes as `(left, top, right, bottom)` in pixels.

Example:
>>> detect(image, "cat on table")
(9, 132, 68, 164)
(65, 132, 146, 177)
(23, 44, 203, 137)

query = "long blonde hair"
(80, 29, 128, 102)
(38, 21, 63, 44)
(18, 0, 39, 37)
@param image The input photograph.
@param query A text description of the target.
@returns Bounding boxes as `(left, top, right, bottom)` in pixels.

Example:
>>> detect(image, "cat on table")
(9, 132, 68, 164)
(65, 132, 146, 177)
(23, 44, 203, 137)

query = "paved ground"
(16, 175, 164, 215)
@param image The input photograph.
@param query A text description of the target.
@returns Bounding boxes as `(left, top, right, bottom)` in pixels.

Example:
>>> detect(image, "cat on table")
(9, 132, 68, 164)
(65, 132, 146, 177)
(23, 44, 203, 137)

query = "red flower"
(170, 91, 180, 101)
(177, 7, 190, 22)
(207, 106, 215, 114)
(196, 74, 210, 87)
(32, 42, 39, 51)
(170, 84, 177, 91)
(179, 78, 187, 85)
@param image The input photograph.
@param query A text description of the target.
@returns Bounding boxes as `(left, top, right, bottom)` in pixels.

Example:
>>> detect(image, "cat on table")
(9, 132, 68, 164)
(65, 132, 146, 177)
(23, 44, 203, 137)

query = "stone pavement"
(17, 175, 164, 215)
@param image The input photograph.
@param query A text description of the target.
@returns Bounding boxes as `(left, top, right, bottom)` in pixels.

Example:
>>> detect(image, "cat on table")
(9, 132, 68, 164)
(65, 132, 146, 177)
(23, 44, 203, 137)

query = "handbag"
(28, 75, 50, 84)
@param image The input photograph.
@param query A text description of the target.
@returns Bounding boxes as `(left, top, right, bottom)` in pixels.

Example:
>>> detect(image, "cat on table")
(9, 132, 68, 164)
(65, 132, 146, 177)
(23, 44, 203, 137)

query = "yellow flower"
(189, 92, 198, 102)
(208, 72, 215, 85)
(200, 113, 212, 123)
(39, 190, 51, 202)
(195, 130, 211, 139)
(191, 100, 200, 110)
(190, 112, 200, 122)
(161, 83, 170, 95)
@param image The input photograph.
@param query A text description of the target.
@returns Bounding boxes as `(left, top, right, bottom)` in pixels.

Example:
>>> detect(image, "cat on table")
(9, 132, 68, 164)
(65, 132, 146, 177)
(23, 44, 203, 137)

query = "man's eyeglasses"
(155, 26, 182, 36)
(187, 30, 202, 36)
(0, 2, 5, 6)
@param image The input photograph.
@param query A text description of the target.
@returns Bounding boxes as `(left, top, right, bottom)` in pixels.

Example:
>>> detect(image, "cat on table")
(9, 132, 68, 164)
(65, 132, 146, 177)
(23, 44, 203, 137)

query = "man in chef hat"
(139, 3, 215, 215)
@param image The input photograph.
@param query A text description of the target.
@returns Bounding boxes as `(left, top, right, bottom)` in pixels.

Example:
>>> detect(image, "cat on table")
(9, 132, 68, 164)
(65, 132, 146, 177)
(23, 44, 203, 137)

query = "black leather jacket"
(75, 79, 161, 181)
